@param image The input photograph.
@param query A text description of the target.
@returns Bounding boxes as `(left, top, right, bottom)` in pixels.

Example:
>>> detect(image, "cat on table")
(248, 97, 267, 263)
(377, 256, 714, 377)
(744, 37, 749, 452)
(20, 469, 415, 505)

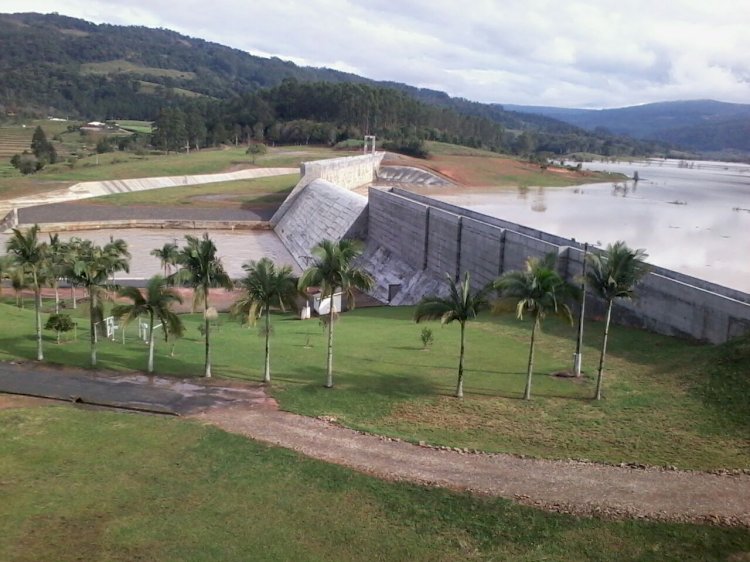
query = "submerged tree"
(232, 257, 298, 383)
(494, 254, 577, 400)
(586, 241, 649, 400)
(414, 272, 490, 398)
(298, 239, 373, 388)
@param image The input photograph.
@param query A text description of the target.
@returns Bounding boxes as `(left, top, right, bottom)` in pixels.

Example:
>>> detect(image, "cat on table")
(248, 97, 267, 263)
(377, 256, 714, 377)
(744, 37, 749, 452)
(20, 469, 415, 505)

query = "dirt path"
(194, 405, 750, 527)
(4, 367, 748, 528)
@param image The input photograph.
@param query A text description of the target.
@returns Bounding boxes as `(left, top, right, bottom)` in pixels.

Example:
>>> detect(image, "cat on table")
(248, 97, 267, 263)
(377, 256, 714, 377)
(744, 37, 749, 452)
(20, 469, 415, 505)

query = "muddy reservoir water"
(434, 159, 750, 293)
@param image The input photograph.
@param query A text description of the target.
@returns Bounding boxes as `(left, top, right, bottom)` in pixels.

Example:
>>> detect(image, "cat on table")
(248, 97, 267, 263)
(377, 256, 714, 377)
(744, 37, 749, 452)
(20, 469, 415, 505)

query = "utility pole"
(573, 242, 588, 377)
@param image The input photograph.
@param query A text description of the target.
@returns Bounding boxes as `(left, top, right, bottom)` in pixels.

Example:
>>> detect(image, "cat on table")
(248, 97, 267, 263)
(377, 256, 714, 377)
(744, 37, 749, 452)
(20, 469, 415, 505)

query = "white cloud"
(3, 0, 750, 107)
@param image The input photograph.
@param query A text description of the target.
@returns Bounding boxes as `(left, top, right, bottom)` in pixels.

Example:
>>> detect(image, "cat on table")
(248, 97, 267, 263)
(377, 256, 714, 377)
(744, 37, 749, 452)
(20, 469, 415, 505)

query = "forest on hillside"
(0, 12, 668, 158)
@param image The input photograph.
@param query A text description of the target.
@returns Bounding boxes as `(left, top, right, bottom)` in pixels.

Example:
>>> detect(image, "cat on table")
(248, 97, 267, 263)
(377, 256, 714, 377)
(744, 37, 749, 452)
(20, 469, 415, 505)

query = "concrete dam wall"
(269, 153, 748, 344)
(271, 152, 383, 227)
(365, 187, 750, 344)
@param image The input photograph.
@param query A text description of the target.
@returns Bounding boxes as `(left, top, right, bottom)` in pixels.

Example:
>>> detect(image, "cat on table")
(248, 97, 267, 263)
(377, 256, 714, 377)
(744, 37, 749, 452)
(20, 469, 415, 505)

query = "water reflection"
(434, 159, 750, 292)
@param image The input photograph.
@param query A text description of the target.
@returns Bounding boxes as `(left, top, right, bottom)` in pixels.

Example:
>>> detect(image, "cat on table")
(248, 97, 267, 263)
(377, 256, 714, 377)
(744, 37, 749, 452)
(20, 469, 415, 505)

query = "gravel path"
(194, 405, 750, 527)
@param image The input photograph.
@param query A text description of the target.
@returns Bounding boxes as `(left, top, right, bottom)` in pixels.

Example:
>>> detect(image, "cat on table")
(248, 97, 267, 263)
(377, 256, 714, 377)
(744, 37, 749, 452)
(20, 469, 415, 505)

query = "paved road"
(19, 202, 273, 223)
(0, 362, 272, 415)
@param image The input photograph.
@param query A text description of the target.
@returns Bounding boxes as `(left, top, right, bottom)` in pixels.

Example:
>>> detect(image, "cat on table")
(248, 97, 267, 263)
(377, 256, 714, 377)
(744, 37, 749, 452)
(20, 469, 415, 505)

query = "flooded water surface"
(434, 159, 750, 292)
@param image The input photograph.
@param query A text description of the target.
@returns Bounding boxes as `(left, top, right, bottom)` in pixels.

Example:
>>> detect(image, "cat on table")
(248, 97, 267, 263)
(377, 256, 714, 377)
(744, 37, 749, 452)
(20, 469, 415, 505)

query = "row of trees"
(415, 242, 648, 400)
(2, 228, 373, 388)
(4, 226, 647, 400)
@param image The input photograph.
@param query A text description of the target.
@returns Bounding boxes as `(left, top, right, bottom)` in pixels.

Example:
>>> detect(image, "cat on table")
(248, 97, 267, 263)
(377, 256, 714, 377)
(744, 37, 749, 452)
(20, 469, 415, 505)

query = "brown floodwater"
(433, 159, 750, 293)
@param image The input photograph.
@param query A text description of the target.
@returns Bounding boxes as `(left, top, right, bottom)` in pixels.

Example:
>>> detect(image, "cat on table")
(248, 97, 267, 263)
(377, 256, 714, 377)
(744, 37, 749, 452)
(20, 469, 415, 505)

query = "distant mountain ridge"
(503, 100, 750, 153)
(0, 12, 708, 157)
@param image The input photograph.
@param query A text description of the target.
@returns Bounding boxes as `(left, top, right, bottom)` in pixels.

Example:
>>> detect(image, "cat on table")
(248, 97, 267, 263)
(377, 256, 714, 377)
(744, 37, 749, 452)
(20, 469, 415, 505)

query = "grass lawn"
(0, 301, 747, 471)
(2, 407, 747, 562)
(89, 174, 298, 208)
(0, 145, 339, 201)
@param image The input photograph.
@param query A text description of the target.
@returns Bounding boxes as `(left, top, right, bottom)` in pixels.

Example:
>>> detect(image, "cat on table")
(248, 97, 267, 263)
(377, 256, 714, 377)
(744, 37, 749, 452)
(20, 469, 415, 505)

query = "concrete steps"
(376, 166, 454, 187)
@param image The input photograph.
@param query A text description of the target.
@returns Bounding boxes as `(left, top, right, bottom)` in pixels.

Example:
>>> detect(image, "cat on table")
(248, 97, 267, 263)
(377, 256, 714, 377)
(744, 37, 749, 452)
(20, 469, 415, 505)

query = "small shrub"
(45, 313, 75, 343)
(420, 327, 434, 349)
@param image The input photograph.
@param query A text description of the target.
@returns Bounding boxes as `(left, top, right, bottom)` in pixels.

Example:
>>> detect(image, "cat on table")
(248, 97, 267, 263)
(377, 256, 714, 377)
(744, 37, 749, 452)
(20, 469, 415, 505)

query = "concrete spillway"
(376, 165, 454, 187)
(274, 179, 368, 269)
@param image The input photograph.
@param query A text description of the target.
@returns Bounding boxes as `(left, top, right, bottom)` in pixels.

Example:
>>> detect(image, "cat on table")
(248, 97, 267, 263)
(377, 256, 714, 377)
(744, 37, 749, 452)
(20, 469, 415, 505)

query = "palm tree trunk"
(523, 316, 539, 400)
(71, 285, 77, 309)
(54, 283, 60, 314)
(33, 276, 43, 361)
(263, 306, 271, 383)
(456, 322, 465, 398)
(325, 296, 335, 388)
(90, 293, 97, 367)
(147, 311, 155, 374)
(203, 295, 211, 378)
(595, 300, 614, 400)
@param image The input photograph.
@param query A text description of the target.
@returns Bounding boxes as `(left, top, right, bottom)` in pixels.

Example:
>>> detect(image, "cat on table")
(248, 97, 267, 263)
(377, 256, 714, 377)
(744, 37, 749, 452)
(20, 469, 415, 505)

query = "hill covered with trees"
(0, 12, 667, 158)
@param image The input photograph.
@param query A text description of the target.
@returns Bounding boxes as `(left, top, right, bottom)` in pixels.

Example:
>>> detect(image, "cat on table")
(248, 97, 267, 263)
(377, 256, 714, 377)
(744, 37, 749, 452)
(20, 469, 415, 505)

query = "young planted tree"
(6, 225, 48, 361)
(67, 239, 130, 367)
(586, 241, 649, 400)
(232, 258, 298, 383)
(150, 242, 179, 278)
(298, 239, 373, 388)
(414, 272, 490, 398)
(494, 254, 577, 400)
(112, 275, 184, 374)
(175, 233, 232, 378)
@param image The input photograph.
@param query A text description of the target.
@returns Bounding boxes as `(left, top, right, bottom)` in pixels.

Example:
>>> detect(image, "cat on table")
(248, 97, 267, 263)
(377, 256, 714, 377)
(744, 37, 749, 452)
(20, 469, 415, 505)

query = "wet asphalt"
(0, 362, 269, 415)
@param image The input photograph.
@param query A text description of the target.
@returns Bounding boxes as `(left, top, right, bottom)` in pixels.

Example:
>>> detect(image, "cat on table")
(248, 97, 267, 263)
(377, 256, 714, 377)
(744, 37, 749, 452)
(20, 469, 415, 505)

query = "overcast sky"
(4, 0, 750, 108)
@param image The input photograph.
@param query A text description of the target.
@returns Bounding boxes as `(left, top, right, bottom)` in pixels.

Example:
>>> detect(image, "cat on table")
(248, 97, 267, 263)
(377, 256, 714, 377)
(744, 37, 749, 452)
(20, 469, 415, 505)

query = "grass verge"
(0, 301, 746, 471)
(89, 174, 298, 208)
(1, 406, 748, 561)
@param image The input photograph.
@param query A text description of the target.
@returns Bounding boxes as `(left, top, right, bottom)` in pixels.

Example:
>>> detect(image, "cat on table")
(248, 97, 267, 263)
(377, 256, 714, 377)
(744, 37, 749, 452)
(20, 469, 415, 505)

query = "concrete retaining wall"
(366, 187, 750, 344)
(29, 220, 270, 233)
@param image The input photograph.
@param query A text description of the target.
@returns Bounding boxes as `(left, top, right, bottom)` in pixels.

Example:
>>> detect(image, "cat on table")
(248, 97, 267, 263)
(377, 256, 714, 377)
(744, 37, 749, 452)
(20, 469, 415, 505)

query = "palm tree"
(175, 233, 232, 378)
(6, 225, 48, 361)
(112, 275, 184, 373)
(45, 233, 65, 313)
(494, 254, 577, 400)
(414, 272, 490, 398)
(232, 258, 298, 383)
(586, 241, 649, 400)
(298, 239, 373, 388)
(67, 239, 131, 367)
(9, 263, 30, 309)
(0, 255, 13, 297)
(62, 237, 84, 309)
(151, 242, 179, 277)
